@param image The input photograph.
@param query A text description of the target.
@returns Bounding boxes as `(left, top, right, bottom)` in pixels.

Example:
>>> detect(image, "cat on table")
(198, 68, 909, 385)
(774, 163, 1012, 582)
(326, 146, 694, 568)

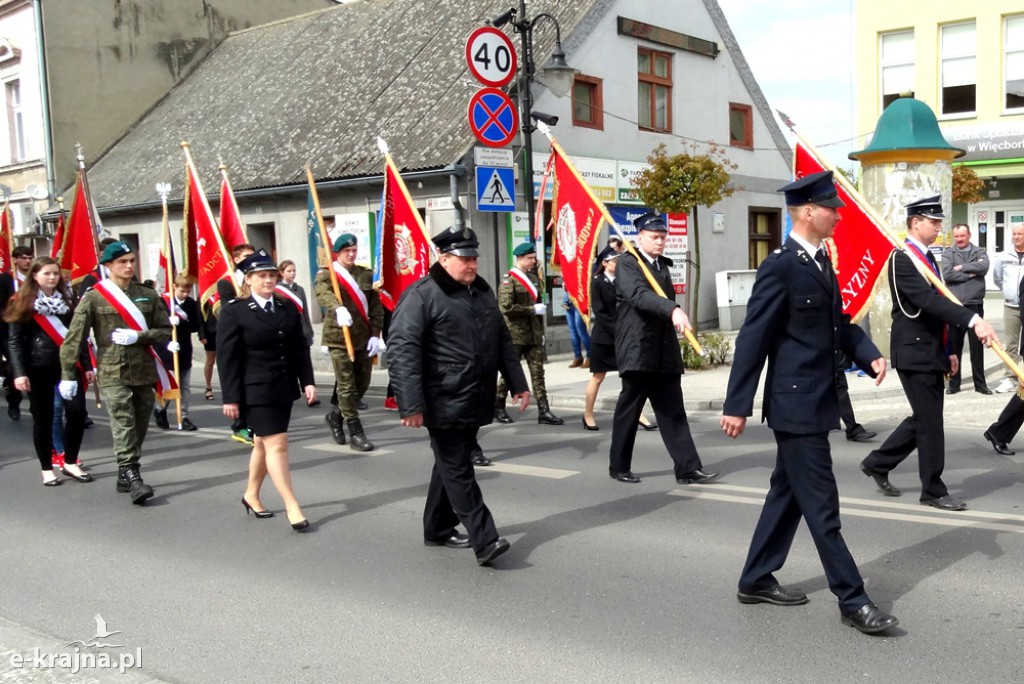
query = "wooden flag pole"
(157, 182, 183, 429)
(74, 145, 104, 409)
(535, 122, 704, 357)
(306, 165, 355, 361)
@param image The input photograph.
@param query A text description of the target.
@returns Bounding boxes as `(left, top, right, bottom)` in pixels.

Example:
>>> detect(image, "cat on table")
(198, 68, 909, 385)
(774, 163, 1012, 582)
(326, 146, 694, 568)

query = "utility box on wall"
(716, 270, 757, 331)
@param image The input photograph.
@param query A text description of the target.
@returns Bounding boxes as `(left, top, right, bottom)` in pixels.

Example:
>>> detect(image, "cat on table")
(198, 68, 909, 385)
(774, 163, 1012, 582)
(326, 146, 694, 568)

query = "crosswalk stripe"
(303, 444, 394, 456)
(483, 462, 578, 479)
(668, 488, 1024, 534)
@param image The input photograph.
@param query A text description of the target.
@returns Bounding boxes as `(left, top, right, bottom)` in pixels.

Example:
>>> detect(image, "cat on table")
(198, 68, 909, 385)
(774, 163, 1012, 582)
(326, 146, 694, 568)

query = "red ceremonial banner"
(0, 202, 11, 275)
(182, 151, 233, 313)
(218, 172, 248, 251)
(551, 147, 604, 317)
(374, 158, 431, 311)
(794, 142, 893, 321)
(61, 173, 100, 284)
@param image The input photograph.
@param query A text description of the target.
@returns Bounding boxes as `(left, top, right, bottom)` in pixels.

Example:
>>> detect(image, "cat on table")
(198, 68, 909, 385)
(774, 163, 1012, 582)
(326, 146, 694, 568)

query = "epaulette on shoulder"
(227, 297, 245, 305)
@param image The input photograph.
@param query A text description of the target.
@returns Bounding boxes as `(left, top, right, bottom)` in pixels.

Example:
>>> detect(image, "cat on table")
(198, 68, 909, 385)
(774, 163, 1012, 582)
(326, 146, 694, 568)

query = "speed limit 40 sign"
(465, 26, 517, 87)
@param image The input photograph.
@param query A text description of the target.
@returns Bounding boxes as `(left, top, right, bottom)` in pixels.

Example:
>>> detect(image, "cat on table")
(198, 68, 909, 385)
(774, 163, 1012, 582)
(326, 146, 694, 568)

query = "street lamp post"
(492, 1, 577, 247)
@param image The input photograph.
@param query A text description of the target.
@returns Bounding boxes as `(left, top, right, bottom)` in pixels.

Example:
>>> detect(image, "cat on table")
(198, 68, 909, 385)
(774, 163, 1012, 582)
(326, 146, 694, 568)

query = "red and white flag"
(373, 145, 433, 311)
(549, 144, 605, 319)
(181, 146, 234, 314)
(0, 201, 11, 275)
(218, 166, 248, 250)
(794, 142, 893, 321)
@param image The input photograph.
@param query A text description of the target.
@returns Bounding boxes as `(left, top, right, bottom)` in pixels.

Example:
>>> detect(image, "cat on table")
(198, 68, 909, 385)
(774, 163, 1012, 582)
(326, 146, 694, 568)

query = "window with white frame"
(880, 31, 914, 110)
(940, 22, 976, 116)
(1006, 15, 1024, 111)
(5, 79, 25, 162)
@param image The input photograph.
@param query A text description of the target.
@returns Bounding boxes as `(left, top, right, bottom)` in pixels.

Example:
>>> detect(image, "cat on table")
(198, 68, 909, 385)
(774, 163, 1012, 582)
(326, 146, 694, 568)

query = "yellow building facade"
(856, 1, 1024, 254)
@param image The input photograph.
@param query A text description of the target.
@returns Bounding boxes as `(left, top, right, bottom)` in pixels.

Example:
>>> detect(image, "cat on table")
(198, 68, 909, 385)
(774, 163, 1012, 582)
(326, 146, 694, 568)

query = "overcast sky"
(716, 0, 860, 165)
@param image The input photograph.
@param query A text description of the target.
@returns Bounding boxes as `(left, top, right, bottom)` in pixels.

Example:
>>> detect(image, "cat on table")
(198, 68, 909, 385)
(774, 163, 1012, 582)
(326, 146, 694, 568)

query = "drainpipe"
(450, 172, 464, 231)
(32, 0, 56, 201)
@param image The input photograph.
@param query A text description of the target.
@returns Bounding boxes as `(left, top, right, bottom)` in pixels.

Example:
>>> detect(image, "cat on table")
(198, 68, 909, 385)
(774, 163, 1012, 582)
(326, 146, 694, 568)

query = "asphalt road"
(1, 392, 1023, 684)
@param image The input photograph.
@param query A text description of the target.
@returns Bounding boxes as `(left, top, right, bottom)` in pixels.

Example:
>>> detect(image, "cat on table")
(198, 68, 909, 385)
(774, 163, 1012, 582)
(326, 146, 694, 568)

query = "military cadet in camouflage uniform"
(495, 242, 563, 425)
(59, 242, 172, 504)
(315, 233, 384, 451)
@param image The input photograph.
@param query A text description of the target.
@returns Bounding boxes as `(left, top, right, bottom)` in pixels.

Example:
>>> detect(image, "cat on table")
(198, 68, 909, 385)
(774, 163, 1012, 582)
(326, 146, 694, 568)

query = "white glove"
(58, 380, 78, 400)
(166, 341, 181, 353)
(378, 338, 387, 353)
(320, 345, 330, 356)
(111, 328, 139, 346)
(168, 314, 180, 327)
(533, 303, 547, 316)
(366, 336, 382, 357)
(335, 307, 353, 327)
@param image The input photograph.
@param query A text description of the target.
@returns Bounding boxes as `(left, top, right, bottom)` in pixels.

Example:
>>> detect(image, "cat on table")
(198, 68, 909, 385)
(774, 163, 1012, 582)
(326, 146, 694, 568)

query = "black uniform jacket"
(724, 238, 881, 434)
(156, 296, 201, 371)
(388, 262, 528, 430)
(888, 248, 975, 373)
(216, 295, 314, 407)
(614, 252, 682, 374)
(589, 272, 617, 346)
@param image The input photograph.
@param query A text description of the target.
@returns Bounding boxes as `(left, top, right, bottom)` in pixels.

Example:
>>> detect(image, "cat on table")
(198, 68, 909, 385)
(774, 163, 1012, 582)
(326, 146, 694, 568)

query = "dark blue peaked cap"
(779, 170, 845, 208)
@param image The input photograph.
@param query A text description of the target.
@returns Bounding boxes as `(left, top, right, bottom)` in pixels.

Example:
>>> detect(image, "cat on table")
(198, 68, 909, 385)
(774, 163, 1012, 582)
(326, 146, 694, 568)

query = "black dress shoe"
(983, 429, 1015, 455)
(737, 584, 809, 606)
(860, 463, 901, 496)
(945, 386, 960, 395)
(357, 400, 368, 410)
(494, 408, 513, 424)
(8, 405, 20, 421)
(846, 428, 877, 442)
(471, 453, 493, 467)
(975, 387, 993, 395)
(921, 495, 967, 511)
(609, 470, 641, 483)
(475, 538, 510, 566)
(638, 420, 658, 431)
(425, 532, 472, 549)
(582, 416, 599, 431)
(842, 602, 899, 634)
(676, 469, 720, 484)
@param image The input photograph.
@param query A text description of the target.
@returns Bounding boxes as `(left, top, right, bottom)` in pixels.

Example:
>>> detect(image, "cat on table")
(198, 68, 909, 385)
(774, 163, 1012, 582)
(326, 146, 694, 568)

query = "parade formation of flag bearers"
(4, 129, 1022, 638)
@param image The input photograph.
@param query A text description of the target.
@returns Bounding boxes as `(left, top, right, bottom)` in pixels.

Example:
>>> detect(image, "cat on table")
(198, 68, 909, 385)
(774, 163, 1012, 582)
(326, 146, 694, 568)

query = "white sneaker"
(995, 378, 1016, 394)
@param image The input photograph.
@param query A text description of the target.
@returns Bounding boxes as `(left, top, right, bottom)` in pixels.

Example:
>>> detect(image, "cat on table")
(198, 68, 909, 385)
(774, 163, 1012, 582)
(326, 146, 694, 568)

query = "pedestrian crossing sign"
(476, 166, 516, 212)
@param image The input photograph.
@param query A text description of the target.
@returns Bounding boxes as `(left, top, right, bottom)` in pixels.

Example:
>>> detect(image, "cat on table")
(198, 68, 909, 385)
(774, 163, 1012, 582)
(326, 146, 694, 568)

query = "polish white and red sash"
(333, 263, 369, 325)
(274, 284, 303, 313)
(93, 280, 178, 395)
(33, 312, 91, 389)
(12, 272, 25, 292)
(507, 268, 539, 303)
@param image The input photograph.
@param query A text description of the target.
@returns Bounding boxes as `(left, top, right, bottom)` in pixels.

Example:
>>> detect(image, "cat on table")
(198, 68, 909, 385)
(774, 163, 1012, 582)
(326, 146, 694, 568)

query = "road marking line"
(669, 489, 1024, 534)
(682, 483, 1024, 524)
(303, 444, 394, 456)
(484, 463, 578, 479)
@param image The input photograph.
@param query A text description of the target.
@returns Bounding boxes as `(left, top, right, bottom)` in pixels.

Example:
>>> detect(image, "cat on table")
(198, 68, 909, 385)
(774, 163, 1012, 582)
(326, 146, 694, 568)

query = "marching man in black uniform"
(860, 195, 998, 511)
(388, 227, 529, 566)
(722, 171, 898, 635)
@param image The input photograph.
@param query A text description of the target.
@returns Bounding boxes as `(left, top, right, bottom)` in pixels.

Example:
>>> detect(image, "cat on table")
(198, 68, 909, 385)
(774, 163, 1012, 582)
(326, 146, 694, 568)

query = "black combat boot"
(537, 399, 564, 425)
(494, 397, 513, 424)
(120, 465, 154, 505)
(346, 418, 375, 452)
(324, 410, 346, 445)
(154, 408, 169, 430)
(116, 467, 131, 493)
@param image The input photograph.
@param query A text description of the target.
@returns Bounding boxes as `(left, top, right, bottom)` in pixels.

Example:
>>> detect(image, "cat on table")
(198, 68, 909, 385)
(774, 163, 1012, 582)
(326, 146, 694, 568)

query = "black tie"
(815, 250, 834, 288)
(264, 301, 273, 314)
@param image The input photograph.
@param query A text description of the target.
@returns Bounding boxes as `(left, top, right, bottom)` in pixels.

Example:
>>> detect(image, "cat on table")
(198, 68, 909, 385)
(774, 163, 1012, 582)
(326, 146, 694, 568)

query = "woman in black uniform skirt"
(583, 247, 656, 431)
(217, 250, 317, 530)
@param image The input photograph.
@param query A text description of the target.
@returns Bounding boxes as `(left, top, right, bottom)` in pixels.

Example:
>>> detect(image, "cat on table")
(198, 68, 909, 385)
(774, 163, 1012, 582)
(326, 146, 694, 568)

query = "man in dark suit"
(860, 196, 998, 511)
(722, 170, 898, 635)
(607, 213, 718, 485)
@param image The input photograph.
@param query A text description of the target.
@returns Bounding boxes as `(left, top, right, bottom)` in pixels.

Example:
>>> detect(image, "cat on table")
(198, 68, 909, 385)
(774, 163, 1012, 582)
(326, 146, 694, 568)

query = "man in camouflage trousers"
(59, 242, 172, 504)
(495, 242, 563, 425)
(315, 233, 384, 452)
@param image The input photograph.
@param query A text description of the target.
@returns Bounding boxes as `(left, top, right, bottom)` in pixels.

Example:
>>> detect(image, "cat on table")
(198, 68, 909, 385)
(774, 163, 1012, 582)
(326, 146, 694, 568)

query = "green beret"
(512, 242, 536, 257)
(332, 233, 358, 252)
(99, 241, 133, 264)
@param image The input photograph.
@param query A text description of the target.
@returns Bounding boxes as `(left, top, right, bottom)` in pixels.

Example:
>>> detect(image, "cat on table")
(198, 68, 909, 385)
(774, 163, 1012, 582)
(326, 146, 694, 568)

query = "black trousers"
(26, 366, 86, 469)
(424, 427, 498, 552)
(739, 431, 868, 615)
(835, 371, 861, 434)
(949, 302, 986, 389)
(608, 371, 702, 477)
(862, 370, 948, 500)
(987, 393, 1024, 444)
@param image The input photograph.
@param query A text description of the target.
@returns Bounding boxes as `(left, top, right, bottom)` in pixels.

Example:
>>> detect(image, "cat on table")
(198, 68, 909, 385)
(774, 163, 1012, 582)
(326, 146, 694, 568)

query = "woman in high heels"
(217, 249, 317, 530)
(3, 257, 93, 486)
(583, 248, 656, 431)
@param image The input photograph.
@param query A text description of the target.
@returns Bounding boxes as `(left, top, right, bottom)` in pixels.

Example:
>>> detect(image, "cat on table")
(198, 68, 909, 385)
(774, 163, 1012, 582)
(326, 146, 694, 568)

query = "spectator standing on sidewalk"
(941, 223, 991, 395)
(992, 224, 1024, 392)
